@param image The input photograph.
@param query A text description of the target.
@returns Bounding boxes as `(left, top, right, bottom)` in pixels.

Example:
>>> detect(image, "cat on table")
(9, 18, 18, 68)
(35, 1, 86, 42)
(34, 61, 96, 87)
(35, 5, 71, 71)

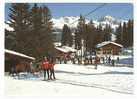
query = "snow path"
(55, 64, 134, 94)
(5, 64, 134, 96)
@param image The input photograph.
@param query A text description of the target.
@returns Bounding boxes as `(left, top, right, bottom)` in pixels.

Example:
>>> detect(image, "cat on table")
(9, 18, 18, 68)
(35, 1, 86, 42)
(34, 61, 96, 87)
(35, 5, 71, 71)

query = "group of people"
(42, 57, 56, 80)
(9, 54, 120, 79)
(101, 56, 120, 66)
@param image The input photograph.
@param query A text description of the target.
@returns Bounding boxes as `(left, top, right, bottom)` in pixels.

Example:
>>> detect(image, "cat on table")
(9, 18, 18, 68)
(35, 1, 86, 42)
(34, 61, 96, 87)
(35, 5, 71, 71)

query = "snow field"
(5, 64, 134, 96)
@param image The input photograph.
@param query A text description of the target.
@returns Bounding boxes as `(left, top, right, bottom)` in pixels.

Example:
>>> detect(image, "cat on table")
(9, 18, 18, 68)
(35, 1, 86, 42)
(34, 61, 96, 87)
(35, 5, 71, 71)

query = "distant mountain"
(52, 15, 128, 31)
(99, 15, 119, 24)
(52, 16, 89, 30)
(5, 15, 128, 32)
(96, 15, 128, 31)
(51, 15, 127, 41)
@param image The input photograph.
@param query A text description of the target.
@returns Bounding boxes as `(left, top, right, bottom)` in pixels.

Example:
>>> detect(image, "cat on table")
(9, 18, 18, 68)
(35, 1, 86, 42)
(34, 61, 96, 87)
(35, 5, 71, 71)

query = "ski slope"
(5, 64, 134, 96)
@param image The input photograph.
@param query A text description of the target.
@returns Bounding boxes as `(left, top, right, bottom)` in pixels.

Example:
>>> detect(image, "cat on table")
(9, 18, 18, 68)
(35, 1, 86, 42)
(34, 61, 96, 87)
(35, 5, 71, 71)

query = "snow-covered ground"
(5, 64, 134, 96)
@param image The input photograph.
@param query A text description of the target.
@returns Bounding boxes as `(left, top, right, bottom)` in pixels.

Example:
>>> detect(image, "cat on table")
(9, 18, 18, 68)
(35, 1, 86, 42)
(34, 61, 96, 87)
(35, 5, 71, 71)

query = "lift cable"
(69, 3, 107, 26)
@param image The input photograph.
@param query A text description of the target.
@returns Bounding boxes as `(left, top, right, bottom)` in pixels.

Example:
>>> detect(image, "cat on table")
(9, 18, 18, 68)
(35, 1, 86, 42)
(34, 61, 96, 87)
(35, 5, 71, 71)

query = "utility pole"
(81, 39, 84, 64)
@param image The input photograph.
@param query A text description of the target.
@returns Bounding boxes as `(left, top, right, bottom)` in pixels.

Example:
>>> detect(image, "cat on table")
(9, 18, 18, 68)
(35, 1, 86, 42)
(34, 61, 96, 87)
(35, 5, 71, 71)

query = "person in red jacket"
(49, 57, 56, 80)
(42, 57, 50, 80)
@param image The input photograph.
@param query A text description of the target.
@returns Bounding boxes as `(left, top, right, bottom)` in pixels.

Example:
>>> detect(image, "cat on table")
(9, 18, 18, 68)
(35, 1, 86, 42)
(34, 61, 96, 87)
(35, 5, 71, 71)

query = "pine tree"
(29, 4, 54, 59)
(28, 4, 43, 58)
(5, 29, 16, 50)
(115, 23, 122, 44)
(7, 3, 31, 54)
(75, 29, 81, 50)
(95, 23, 104, 44)
(79, 14, 86, 38)
(61, 24, 73, 46)
(122, 22, 128, 47)
(40, 5, 54, 58)
(85, 20, 96, 51)
(127, 20, 133, 47)
(75, 14, 85, 50)
(103, 24, 112, 41)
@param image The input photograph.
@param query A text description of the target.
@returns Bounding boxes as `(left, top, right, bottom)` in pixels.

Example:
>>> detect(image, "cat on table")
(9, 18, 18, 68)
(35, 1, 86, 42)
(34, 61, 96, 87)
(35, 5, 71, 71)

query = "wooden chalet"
(96, 41, 123, 55)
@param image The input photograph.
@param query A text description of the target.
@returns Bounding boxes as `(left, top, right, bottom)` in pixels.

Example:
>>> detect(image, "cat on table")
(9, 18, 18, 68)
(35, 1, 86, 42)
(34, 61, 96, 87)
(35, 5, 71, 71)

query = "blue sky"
(5, 3, 133, 21)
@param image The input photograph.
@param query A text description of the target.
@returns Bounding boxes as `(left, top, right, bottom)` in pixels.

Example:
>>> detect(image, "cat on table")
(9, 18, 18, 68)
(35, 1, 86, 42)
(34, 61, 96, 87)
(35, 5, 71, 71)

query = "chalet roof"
(55, 47, 69, 53)
(54, 42, 62, 47)
(62, 46, 77, 52)
(96, 41, 123, 48)
(55, 46, 77, 53)
(5, 49, 35, 60)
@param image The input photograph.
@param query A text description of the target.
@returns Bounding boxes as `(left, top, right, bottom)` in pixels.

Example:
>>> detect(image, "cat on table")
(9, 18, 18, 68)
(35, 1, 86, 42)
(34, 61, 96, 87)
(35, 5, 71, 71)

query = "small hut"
(55, 46, 77, 60)
(5, 49, 35, 73)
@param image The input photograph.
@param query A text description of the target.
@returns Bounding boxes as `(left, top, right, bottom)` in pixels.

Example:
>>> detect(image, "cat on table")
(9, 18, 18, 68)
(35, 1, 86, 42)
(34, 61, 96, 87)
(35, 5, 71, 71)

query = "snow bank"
(5, 64, 134, 96)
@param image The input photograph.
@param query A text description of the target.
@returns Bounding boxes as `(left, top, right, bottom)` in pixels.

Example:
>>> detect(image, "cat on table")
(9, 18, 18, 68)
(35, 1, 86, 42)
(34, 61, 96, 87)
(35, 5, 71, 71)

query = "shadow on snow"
(55, 70, 133, 76)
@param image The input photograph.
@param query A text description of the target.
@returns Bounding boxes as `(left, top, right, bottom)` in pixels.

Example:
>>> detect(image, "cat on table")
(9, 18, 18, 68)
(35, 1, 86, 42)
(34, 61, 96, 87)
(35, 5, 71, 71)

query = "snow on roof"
(5, 21, 14, 31)
(54, 42, 62, 47)
(62, 46, 77, 52)
(5, 49, 35, 60)
(55, 46, 77, 53)
(96, 41, 123, 48)
(55, 47, 69, 53)
(5, 23, 14, 31)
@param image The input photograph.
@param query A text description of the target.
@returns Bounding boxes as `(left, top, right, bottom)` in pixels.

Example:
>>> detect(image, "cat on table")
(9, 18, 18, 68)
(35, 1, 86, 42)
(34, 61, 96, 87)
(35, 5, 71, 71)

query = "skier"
(30, 61, 34, 74)
(9, 59, 18, 77)
(108, 56, 111, 64)
(90, 57, 92, 64)
(49, 57, 56, 80)
(111, 59, 115, 66)
(42, 57, 50, 80)
(117, 57, 120, 63)
(95, 56, 100, 69)
(105, 55, 108, 64)
(78, 57, 80, 64)
(102, 57, 105, 64)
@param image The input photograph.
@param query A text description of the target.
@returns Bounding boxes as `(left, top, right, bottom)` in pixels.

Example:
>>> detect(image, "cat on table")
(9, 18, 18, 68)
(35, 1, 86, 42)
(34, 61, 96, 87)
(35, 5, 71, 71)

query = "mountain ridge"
(6, 15, 128, 31)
